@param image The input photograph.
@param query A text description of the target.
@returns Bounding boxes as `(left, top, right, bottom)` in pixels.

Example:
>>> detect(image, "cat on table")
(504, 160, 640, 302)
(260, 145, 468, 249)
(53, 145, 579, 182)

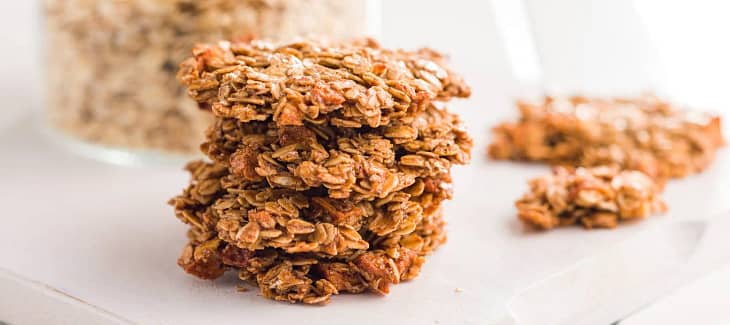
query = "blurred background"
(3, 0, 729, 156)
(1, 0, 729, 323)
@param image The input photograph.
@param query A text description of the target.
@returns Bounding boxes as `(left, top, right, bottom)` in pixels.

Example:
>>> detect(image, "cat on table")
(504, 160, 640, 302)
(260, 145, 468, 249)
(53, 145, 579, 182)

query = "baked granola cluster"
(491, 95, 723, 230)
(516, 166, 666, 230)
(170, 39, 472, 304)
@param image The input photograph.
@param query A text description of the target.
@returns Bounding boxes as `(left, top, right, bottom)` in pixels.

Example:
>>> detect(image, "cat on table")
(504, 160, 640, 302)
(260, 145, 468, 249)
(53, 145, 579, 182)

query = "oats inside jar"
(43, 0, 374, 156)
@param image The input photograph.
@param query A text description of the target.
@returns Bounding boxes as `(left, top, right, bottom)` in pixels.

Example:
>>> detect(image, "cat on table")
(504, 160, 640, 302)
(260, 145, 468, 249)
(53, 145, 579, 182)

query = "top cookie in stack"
(170, 39, 472, 304)
(178, 38, 470, 129)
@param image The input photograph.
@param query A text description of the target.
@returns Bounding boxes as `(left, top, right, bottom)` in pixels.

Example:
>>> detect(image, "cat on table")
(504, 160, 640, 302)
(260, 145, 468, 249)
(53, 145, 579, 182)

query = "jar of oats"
(43, 0, 379, 165)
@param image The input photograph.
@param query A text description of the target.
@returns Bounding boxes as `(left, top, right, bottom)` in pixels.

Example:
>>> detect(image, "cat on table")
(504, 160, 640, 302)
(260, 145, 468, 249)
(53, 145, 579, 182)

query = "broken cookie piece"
(515, 166, 666, 230)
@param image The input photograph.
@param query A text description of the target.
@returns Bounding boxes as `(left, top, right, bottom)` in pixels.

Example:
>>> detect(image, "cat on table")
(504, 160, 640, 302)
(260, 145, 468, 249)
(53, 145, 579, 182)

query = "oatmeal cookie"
(178, 39, 471, 128)
(489, 95, 723, 179)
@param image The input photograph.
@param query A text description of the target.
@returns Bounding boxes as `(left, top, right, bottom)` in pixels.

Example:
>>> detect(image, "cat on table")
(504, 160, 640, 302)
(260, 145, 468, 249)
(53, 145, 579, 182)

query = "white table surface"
(2, 1, 730, 324)
(1, 108, 729, 325)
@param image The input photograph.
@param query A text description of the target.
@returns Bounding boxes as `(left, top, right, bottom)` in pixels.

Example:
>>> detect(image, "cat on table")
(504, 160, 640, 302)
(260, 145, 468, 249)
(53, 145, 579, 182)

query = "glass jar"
(43, 0, 380, 165)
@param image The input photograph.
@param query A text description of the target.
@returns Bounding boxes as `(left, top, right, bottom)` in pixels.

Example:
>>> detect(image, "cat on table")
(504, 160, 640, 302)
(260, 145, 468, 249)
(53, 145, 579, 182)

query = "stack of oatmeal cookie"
(169, 39, 472, 304)
(489, 95, 724, 230)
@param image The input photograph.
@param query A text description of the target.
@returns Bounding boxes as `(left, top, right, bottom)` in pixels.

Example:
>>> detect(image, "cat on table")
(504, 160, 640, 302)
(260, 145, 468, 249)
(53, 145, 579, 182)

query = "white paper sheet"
(1, 114, 728, 324)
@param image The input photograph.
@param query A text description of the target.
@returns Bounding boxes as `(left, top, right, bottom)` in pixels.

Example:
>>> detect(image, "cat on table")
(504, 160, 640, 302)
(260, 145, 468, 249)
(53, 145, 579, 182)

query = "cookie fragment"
(515, 166, 666, 230)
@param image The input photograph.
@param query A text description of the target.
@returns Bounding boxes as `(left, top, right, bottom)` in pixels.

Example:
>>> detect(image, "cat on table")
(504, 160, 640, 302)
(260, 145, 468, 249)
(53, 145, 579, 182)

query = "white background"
(1, 1, 730, 324)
